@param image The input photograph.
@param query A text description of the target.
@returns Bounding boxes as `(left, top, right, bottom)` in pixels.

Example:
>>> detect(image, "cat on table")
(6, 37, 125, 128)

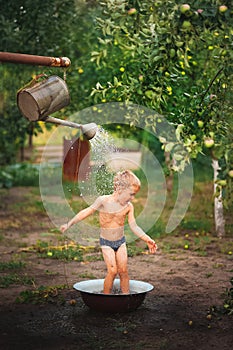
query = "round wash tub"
(73, 279, 154, 313)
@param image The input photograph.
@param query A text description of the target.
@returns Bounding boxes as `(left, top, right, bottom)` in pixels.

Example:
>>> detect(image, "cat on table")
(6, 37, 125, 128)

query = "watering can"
(17, 75, 97, 140)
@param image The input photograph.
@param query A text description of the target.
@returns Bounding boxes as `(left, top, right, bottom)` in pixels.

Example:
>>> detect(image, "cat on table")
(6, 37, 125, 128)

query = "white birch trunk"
(212, 159, 225, 238)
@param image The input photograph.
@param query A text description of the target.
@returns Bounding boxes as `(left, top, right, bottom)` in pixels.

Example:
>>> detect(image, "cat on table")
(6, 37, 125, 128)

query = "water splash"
(90, 126, 118, 166)
(79, 127, 118, 200)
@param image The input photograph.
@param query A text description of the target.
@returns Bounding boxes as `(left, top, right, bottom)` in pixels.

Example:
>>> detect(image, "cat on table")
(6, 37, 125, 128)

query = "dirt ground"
(0, 187, 232, 350)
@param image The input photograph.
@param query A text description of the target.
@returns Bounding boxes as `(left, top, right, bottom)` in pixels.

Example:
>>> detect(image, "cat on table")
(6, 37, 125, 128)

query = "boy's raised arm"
(60, 196, 103, 233)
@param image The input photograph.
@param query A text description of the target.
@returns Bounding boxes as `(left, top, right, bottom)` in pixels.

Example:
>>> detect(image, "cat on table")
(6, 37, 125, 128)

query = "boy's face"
(117, 186, 138, 205)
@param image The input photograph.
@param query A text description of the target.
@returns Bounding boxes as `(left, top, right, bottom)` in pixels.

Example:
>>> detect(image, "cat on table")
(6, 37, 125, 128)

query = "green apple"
(169, 48, 176, 58)
(182, 20, 192, 29)
(180, 4, 190, 13)
(138, 74, 144, 81)
(197, 120, 204, 128)
(191, 134, 196, 141)
(228, 170, 233, 178)
(204, 138, 214, 148)
(128, 8, 137, 15)
(219, 5, 228, 13)
(217, 180, 227, 186)
(209, 131, 214, 138)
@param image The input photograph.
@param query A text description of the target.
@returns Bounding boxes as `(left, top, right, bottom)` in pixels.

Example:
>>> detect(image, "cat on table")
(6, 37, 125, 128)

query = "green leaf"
(173, 153, 184, 161)
(175, 124, 184, 141)
(165, 142, 174, 152)
(145, 90, 155, 99)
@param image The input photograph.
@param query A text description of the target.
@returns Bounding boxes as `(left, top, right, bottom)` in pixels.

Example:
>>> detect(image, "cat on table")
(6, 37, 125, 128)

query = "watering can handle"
(34, 73, 47, 81)
(17, 74, 48, 93)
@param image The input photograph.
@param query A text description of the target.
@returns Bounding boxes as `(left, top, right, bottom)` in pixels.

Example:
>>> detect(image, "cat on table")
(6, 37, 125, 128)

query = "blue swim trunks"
(99, 236, 126, 252)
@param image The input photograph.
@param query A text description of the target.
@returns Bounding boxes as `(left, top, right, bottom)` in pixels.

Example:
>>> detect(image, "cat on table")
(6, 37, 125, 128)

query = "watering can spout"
(81, 123, 98, 140)
(44, 116, 97, 140)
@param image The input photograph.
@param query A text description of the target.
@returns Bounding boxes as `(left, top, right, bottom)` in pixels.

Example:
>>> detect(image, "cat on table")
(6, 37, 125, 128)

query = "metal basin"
(73, 279, 154, 313)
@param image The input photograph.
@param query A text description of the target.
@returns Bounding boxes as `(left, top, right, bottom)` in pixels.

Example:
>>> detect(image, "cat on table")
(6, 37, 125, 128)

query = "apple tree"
(86, 0, 233, 236)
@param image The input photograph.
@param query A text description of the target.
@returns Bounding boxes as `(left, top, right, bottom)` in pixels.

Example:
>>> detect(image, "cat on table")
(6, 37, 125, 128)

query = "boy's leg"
(101, 246, 118, 294)
(116, 243, 129, 294)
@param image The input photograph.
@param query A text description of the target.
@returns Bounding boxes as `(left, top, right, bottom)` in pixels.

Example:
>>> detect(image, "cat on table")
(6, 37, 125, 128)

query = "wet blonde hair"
(113, 170, 141, 192)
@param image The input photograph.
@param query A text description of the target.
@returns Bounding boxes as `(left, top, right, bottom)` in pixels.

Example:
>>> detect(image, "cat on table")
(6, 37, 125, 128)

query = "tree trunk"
(212, 159, 225, 238)
(28, 132, 33, 148)
(164, 151, 173, 193)
(20, 145, 24, 162)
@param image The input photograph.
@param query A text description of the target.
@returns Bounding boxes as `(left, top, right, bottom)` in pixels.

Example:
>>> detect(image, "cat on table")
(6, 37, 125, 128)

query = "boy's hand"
(147, 240, 157, 254)
(60, 224, 68, 233)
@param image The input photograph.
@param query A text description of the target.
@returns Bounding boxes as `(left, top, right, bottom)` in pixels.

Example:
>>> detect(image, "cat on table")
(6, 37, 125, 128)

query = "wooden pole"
(0, 52, 71, 67)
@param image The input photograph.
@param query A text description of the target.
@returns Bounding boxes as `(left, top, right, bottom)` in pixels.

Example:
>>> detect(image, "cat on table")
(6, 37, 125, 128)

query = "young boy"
(60, 170, 157, 294)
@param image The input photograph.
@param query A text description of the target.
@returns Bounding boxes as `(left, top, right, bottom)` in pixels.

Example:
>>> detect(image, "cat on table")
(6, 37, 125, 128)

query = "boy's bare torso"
(93, 195, 131, 241)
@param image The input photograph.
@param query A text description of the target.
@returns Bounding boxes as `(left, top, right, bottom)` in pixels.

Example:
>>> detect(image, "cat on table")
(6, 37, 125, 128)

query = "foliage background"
(0, 0, 232, 210)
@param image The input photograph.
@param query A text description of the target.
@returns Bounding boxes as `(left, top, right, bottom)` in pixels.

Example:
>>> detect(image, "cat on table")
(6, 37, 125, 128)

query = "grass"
(0, 261, 26, 271)
(25, 239, 88, 262)
(0, 259, 33, 288)
(16, 284, 68, 304)
(0, 273, 34, 288)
